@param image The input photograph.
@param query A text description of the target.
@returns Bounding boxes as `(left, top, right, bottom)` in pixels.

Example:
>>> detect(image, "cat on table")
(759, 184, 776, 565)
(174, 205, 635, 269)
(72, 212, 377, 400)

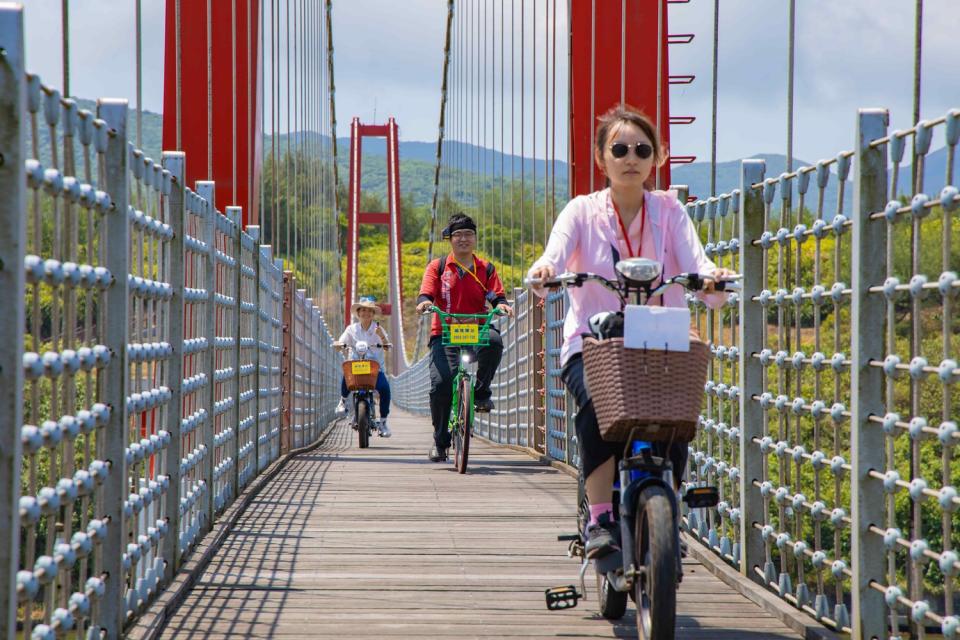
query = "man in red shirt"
(416, 213, 514, 462)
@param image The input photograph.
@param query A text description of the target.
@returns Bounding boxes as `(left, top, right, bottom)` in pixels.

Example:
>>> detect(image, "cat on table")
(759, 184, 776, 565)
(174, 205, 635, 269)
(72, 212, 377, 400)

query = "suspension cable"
(786, 0, 795, 176)
(136, 0, 142, 148)
(416, 0, 456, 359)
(911, 0, 923, 192)
(176, 0, 182, 149)
(710, 0, 719, 197)
(207, 0, 213, 178)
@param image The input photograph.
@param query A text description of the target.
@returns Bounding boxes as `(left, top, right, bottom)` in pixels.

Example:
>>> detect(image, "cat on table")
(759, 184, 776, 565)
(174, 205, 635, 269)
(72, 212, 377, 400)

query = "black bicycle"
(532, 257, 739, 640)
(339, 340, 388, 449)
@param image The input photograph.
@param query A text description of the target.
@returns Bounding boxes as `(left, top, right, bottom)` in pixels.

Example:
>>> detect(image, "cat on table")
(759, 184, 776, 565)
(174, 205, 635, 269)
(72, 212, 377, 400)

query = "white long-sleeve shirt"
(337, 321, 391, 367)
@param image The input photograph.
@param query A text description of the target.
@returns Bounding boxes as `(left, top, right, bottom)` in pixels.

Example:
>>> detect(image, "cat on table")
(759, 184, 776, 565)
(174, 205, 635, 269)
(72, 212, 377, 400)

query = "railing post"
(273, 258, 283, 460)
(98, 98, 131, 640)
(301, 298, 316, 446)
(531, 290, 545, 451)
(0, 6, 26, 636)
(281, 271, 295, 454)
(161, 152, 186, 582)
(850, 108, 889, 640)
(738, 159, 766, 581)
(249, 228, 262, 473)
(226, 206, 243, 498)
(195, 181, 216, 531)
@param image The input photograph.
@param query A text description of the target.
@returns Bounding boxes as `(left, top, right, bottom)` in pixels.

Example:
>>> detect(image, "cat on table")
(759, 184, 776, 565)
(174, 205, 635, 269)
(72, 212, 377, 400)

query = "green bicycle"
(425, 305, 504, 473)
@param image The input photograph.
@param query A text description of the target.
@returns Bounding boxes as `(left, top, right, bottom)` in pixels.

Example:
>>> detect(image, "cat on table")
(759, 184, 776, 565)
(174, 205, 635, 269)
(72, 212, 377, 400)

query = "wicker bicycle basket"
(342, 359, 380, 391)
(581, 337, 711, 443)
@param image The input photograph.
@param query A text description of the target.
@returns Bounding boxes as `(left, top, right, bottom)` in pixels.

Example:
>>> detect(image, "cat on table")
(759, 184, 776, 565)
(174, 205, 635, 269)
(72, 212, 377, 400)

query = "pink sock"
(588, 502, 614, 526)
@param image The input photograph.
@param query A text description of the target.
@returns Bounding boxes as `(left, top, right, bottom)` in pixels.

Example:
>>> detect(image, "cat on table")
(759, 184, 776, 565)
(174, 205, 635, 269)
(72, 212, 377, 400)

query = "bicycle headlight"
(615, 257, 662, 285)
(461, 353, 472, 364)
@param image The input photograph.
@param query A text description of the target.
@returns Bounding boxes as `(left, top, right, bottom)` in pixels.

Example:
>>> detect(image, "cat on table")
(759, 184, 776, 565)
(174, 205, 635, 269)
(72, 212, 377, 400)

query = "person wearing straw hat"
(334, 296, 393, 437)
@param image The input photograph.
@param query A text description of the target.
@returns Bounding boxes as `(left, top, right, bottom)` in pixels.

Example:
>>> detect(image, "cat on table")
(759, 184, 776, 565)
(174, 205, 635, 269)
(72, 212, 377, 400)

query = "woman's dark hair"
(594, 104, 666, 189)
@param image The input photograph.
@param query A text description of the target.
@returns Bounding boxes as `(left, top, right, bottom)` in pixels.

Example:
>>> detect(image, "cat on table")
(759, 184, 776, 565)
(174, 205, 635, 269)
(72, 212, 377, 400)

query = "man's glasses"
(609, 142, 654, 160)
(450, 230, 476, 240)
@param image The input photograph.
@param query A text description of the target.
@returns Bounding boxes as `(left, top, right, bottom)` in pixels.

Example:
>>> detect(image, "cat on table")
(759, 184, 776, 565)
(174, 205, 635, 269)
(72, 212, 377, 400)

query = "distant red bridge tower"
(345, 117, 404, 373)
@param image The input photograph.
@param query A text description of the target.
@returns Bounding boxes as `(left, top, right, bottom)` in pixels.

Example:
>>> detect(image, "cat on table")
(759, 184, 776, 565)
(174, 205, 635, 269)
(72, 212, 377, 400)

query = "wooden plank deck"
(160, 410, 801, 639)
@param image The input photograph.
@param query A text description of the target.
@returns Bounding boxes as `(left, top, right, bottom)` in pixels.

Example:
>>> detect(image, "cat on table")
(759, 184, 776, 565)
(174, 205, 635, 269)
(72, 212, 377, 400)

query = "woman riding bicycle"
(335, 296, 393, 437)
(527, 105, 732, 561)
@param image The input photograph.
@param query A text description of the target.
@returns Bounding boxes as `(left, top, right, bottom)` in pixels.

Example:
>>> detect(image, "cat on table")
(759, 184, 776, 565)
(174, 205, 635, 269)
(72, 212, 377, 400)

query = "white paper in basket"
(623, 305, 690, 351)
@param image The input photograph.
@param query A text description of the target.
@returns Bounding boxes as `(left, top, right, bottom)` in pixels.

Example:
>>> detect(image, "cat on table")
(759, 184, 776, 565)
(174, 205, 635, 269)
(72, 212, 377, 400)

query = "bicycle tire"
(454, 376, 472, 473)
(596, 570, 628, 620)
(357, 399, 370, 449)
(635, 485, 677, 640)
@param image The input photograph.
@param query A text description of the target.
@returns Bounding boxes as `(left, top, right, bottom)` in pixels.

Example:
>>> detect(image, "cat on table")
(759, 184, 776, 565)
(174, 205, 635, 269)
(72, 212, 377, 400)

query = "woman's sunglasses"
(609, 142, 653, 160)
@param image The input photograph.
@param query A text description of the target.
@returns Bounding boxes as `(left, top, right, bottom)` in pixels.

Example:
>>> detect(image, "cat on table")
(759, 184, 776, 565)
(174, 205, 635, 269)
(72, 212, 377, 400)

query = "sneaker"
(585, 512, 620, 560)
(335, 398, 348, 415)
(474, 398, 494, 413)
(428, 446, 447, 462)
(378, 419, 392, 438)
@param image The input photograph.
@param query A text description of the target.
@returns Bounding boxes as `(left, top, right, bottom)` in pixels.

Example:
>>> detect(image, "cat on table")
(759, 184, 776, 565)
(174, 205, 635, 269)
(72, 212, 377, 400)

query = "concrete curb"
(126, 420, 345, 640)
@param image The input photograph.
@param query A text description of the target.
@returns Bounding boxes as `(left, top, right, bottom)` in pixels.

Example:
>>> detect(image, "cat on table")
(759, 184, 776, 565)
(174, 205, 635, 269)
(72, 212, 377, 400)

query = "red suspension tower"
(569, 0, 693, 198)
(344, 117, 404, 372)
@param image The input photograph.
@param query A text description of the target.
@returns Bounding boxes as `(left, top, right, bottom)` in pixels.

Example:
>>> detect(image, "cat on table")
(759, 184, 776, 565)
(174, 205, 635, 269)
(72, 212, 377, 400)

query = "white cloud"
(669, 0, 960, 165)
(21, 0, 165, 112)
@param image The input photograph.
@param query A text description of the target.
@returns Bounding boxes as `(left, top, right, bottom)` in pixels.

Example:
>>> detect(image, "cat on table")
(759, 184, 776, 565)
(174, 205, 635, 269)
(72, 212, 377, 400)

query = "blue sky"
(18, 0, 960, 166)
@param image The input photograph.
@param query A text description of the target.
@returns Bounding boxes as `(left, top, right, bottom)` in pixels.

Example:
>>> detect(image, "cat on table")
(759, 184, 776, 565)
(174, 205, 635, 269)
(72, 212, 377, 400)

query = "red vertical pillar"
(345, 118, 361, 327)
(162, 0, 262, 226)
(385, 118, 403, 373)
(569, 0, 674, 198)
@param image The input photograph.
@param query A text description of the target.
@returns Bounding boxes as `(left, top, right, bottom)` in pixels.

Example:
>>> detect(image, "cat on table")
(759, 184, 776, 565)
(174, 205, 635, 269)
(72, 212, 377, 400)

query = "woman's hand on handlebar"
(703, 267, 738, 293)
(526, 264, 557, 290)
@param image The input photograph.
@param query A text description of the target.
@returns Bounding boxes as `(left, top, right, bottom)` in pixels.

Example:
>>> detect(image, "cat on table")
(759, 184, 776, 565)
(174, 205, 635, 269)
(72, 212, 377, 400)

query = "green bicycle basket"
(439, 315, 494, 347)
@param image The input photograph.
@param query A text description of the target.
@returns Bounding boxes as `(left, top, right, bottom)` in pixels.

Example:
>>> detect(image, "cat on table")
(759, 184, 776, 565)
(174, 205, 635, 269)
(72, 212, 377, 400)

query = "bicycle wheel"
(357, 399, 370, 449)
(453, 377, 472, 473)
(635, 485, 677, 640)
(596, 570, 628, 620)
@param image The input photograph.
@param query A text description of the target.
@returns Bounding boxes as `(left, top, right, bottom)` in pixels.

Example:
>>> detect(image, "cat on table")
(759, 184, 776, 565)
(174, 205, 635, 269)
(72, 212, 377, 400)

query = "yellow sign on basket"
(449, 324, 479, 344)
(351, 361, 372, 375)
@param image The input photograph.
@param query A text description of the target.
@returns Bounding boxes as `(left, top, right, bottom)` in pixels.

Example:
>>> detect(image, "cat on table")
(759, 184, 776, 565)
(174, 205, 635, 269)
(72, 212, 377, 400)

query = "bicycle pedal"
(545, 585, 582, 611)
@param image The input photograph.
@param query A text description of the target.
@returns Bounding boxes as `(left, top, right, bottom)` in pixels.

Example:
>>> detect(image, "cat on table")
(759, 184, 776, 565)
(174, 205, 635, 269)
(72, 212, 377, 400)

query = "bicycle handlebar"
(523, 272, 742, 296)
(420, 305, 507, 320)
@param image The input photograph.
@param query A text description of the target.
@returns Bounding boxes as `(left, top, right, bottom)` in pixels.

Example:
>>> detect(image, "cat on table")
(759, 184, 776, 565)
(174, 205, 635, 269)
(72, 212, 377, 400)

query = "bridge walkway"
(158, 411, 802, 639)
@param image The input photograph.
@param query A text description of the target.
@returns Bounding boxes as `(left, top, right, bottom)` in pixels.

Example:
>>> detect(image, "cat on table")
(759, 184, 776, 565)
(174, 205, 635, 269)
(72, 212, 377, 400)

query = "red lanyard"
(612, 196, 646, 258)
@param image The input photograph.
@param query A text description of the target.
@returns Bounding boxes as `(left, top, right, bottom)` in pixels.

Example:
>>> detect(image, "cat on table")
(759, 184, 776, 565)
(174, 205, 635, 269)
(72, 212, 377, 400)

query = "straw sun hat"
(351, 297, 381, 316)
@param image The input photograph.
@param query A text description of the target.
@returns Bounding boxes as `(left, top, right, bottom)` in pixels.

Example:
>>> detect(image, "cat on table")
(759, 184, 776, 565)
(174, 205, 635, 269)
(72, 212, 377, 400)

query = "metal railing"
(0, 7, 341, 638)
(393, 107, 960, 640)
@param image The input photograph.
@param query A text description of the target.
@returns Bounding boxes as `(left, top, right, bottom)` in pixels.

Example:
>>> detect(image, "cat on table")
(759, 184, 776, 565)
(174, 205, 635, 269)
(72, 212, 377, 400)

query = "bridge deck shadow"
(159, 410, 801, 639)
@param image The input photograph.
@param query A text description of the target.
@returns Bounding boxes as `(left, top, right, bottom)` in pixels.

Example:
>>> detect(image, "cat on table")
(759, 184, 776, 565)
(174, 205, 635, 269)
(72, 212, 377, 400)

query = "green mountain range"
(29, 105, 948, 219)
